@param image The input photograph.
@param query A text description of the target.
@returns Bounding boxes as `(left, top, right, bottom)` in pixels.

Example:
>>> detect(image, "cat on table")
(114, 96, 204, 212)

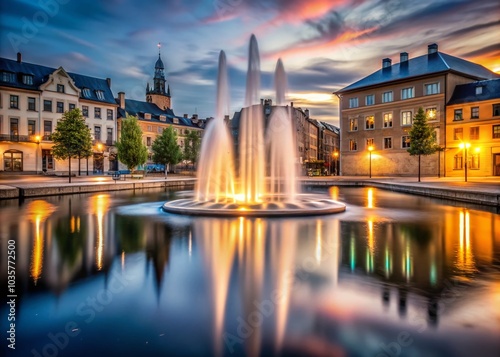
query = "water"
(1, 187, 499, 357)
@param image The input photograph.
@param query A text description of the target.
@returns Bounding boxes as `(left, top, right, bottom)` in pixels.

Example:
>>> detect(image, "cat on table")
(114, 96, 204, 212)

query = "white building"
(0, 53, 118, 174)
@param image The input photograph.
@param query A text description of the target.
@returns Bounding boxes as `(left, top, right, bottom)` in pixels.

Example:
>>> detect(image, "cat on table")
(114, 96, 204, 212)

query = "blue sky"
(1, 0, 499, 124)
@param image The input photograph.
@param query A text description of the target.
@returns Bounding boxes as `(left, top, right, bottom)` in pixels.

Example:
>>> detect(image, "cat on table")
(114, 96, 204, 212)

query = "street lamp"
(333, 151, 339, 176)
(459, 142, 470, 182)
(368, 146, 374, 178)
(97, 143, 103, 174)
(35, 135, 40, 174)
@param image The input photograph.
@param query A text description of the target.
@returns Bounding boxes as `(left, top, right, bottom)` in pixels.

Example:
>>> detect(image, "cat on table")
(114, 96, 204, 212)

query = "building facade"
(446, 79, 500, 177)
(334, 44, 499, 177)
(0, 53, 118, 174)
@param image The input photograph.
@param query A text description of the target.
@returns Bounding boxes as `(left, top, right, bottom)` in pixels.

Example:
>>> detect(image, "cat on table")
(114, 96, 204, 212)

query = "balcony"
(0, 134, 41, 143)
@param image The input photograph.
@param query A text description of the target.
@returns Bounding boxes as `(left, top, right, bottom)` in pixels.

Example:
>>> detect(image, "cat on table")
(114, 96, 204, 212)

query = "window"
(2, 72, 15, 82)
(453, 128, 463, 140)
(493, 104, 500, 117)
(471, 107, 479, 119)
(382, 91, 393, 103)
(82, 88, 91, 98)
(10, 95, 19, 109)
(426, 107, 437, 121)
(95, 107, 101, 118)
(107, 109, 113, 120)
(57, 84, 65, 93)
(401, 87, 414, 100)
(23, 74, 33, 85)
(349, 139, 357, 151)
(349, 118, 358, 131)
(28, 120, 36, 136)
(56, 101, 64, 113)
(42, 149, 54, 170)
(365, 95, 375, 106)
(383, 113, 393, 128)
(43, 120, 52, 140)
(493, 125, 500, 139)
(147, 125, 152, 132)
(349, 97, 359, 108)
(96, 90, 105, 100)
(28, 97, 36, 111)
(365, 115, 374, 130)
(146, 137, 152, 146)
(425, 82, 440, 95)
(107, 128, 113, 144)
(94, 126, 101, 141)
(82, 105, 89, 117)
(69, 103, 76, 110)
(10, 118, 18, 136)
(384, 137, 392, 149)
(454, 153, 463, 169)
(470, 153, 480, 170)
(43, 100, 52, 112)
(401, 110, 412, 126)
(158, 126, 163, 133)
(475, 86, 483, 95)
(454, 109, 463, 121)
(366, 138, 374, 148)
(402, 136, 410, 148)
(470, 127, 479, 140)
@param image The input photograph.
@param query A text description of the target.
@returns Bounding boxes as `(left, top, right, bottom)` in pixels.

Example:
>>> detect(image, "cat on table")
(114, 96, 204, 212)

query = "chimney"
(183, 114, 188, 118)
(305, 109, 310, 118)
(382, 58, 392, 68)
(290, 101, 294, 107)
(400, 52, 408, 62)
(17, 52, 22, 63)
(106, 77, 111, 88)
(260, 98, 264, 105)
(428, 43, 438, 55)
(118, 92, 125, 109)
(192, 114, 198, 120)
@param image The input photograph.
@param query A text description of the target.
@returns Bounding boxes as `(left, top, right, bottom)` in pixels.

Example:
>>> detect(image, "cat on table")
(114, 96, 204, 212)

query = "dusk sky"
(1, 0, 499, 124)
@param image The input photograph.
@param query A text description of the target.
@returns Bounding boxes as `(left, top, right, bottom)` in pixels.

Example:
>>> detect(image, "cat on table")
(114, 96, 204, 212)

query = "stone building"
(334, 43, 498, 177)
(0, 53, 118, 174)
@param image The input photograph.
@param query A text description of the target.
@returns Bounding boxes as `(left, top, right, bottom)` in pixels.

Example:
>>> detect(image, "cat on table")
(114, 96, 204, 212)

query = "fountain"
(162, 35, 345, 216)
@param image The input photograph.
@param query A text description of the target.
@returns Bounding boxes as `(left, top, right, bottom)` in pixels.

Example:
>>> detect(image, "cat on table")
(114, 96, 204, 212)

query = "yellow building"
(446, 79, 500, 177)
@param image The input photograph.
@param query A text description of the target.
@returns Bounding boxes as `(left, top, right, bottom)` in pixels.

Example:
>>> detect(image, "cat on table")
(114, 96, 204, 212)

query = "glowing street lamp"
(333, 151, 339, 176)
(368, 146, 374, 178)
(459, 142, 470, 182)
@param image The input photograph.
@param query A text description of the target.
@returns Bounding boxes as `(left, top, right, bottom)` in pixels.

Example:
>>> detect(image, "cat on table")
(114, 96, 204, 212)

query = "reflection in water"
(457, 209, 475, 275)
(367, 187, 374, 208)
(90, 194, 110, 271)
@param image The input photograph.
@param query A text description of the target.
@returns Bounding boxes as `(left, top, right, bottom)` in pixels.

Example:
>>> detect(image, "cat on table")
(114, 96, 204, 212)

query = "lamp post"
(97, 143, 103, 174)
(333, 151, 339, 176)
(459, 142, 470, 182)
(368, 146, 374, 178)
(35, 135, 40, 174)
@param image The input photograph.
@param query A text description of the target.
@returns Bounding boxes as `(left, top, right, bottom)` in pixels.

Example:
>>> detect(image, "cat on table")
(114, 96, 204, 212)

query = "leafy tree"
(407, 107, 438, 182)
(116, 115, 148, 172)
(151, 125, 182, 177)
(51, 108, 93, 183)
(183, 130, 201, 170)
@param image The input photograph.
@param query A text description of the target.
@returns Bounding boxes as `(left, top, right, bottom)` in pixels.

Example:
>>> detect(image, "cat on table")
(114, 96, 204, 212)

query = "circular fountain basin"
(162, 194, 346, 217)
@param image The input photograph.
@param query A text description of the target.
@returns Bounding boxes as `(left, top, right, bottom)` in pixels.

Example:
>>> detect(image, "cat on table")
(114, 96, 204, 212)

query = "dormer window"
(57, 84, 64, 93)
(82, 88, 91, 98)
(475, 86, 483, 95)
(159, 115, 166, 122)
(144, 113, 151, 120)
(173, 118, 179, 124)
(23, 74, 34, 85)
(95, 90, 105, 100)
(1, 72, 15, 83)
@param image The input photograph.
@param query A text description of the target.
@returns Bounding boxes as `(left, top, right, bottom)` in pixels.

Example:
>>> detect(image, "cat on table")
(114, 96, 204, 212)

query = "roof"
(448, 78, 500, 105)
(319, 121, 340, 135)
(0, 57, 116, 104)
(117, 98, 202, 128)
(335, 51, 499, 94)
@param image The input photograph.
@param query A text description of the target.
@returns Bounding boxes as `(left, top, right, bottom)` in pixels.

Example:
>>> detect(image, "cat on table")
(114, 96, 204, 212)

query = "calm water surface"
(0, 187, 499, 357)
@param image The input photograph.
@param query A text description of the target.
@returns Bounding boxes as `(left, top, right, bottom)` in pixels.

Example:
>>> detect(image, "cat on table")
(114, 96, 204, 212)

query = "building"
(334, 43, 499, 177)
(0, 53, 118, 174)
(319, 121, 341, 175)
(446, 78, 500, 177)
(146, 47, 171, 110)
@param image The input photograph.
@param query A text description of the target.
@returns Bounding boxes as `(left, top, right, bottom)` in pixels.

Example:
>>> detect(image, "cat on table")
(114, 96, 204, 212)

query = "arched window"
(3, 149, 23, 171)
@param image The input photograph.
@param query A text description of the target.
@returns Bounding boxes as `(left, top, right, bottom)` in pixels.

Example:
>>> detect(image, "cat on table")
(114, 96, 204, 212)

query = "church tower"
(146, 43, 171, 109)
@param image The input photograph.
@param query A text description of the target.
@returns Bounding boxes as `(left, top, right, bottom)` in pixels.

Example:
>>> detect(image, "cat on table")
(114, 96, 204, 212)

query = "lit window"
(401, 87, 414, 100)
(349, 118, 358, 131)
(366, 138, 374, 147)
(425, 82, 440, 95)
(470, 127, 479, 140)
(426, 107, 437, 121)
(493, 124, 500, 139)
(28, 120, 36, 136)
(402, 135, 410, 148)
(382, 91, 393, 103)
(384, 137, 392, 149)
(365, 115, 374, 130)
(470, 153, 480, 169)
(453, 128, 463, 140)
(454, 109, 463, 121)
(349, 139, 357, 151)
(349, 97, 359, 108)
(365, 95, 375, 106)
(454, 153, 463, 169)
(471, 107, 479, 119)
(401, 111, 412, 126)
(383, 113, 393, 128)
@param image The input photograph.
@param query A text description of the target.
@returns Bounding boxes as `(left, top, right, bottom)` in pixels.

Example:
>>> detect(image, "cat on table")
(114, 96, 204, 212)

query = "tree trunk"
(165, 163, 168, 179)
(418, 155, 421, 182)
(69, 156, 72, 183)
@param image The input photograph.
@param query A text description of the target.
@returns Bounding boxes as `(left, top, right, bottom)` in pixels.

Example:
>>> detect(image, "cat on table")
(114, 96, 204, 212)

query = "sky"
(1, 0, 499, 125)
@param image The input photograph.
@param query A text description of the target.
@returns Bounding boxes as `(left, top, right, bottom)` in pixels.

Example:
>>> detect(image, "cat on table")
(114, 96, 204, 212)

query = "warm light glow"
(459, 142, 471, 149)
(97, 143, 103, 152)
(35, 135, 40, 143)
(315, 220, 322, 263)
(329, 186, 339, 200)
(457, 209, 475, 274)
(367, 188, 374, 208)
(368, 146, 374, 152)
(121, 251, 125, 271)
(475, 147, 480, 153)
(333, 152, 339, 158)
(91, 194, 110, 270)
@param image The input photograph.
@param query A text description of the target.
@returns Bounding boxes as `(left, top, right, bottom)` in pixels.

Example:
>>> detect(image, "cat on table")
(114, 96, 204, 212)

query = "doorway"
(494, 154, 500, 176)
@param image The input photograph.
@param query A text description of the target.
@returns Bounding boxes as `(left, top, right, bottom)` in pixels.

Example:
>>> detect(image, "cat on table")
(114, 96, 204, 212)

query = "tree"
(116, 115, 148, 172)
(183, 130, 201, 170)
(51, 108, 93, 183)
(407, 107, 439, 182)
(151, 125, 182, 177)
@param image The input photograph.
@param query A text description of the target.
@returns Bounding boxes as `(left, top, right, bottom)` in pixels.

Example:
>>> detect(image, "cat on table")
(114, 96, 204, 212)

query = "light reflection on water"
(0, 187, 499, 357)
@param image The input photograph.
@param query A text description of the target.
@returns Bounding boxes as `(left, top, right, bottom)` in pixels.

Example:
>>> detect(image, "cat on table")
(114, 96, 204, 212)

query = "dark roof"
(448, 78, 500, 105)
(319, 121, 340, 134)
(117, 98, 199, 128)
(335, 52, 499, 94)
(0, 57, 116, 104)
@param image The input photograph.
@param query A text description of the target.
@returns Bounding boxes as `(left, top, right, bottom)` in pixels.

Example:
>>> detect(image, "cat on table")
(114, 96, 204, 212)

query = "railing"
(0, 134, 35, 142)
